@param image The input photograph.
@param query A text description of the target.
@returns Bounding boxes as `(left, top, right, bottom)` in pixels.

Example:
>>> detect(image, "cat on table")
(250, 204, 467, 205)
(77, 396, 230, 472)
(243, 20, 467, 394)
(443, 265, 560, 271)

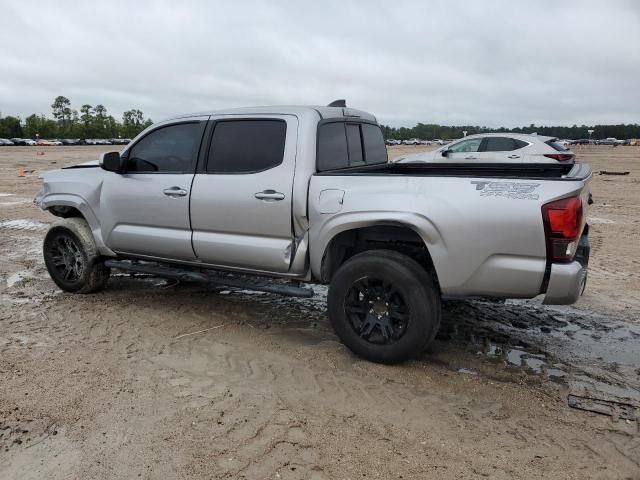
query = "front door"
(100, 119, 207, 260)
(190, 115, 297, 273)
(443, 137, 483, 162)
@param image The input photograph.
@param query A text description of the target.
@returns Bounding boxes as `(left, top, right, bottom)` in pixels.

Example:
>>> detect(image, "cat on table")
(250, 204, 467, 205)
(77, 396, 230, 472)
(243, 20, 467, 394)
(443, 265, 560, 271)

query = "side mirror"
(100, 151, 123, 173)
(441, 149, 449, 157)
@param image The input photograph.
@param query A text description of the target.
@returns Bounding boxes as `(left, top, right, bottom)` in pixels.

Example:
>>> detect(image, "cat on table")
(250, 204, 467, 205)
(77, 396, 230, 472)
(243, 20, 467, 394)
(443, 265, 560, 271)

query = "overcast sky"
(1, 0, 638, 127)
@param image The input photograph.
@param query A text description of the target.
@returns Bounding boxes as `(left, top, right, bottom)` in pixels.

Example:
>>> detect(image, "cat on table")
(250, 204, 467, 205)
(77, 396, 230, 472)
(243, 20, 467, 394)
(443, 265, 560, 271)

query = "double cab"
(36, 102, 592, 363)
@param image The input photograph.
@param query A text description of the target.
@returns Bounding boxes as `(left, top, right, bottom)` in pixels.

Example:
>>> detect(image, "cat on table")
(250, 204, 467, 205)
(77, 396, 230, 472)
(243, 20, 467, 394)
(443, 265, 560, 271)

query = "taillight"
(544, 153, 574, 162)
(542, 196, 583, 262)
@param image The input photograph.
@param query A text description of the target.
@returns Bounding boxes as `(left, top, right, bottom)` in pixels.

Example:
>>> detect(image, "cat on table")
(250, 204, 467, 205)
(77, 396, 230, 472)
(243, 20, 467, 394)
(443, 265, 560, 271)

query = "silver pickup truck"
(35, 102, 592, 363)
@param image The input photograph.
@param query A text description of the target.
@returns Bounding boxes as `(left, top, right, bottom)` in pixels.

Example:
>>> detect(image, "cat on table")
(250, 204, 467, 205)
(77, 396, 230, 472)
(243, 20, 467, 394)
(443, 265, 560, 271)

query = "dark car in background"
(61, 138, 81, 145)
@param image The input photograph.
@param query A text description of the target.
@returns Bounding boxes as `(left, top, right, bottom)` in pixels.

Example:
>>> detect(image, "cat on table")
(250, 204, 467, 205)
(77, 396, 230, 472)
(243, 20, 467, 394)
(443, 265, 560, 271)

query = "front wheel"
(328, 250, 441, 364)
(43, 218, 110, 294)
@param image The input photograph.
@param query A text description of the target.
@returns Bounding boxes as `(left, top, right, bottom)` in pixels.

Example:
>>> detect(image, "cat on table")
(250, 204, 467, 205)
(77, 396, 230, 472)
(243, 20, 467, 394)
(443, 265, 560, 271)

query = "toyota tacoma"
(35, 101, 592, 363)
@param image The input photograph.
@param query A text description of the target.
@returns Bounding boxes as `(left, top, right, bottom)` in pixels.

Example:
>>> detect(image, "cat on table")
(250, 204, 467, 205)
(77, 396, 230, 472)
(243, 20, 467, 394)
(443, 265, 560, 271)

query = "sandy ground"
(0, 145, 639, 479)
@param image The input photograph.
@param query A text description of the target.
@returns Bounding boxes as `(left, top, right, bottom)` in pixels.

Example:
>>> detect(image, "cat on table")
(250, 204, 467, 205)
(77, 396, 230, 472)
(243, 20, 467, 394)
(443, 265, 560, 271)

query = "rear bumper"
(542, 261, 587, 305)
(543, 231, 590, 305)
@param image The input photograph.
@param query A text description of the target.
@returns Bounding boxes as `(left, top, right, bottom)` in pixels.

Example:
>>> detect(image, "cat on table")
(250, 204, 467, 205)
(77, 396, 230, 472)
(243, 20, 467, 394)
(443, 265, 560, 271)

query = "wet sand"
(1, 145, 639, 479)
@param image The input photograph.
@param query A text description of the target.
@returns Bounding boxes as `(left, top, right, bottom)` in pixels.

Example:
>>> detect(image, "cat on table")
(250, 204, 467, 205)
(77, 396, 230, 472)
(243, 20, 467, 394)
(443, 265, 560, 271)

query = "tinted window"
(127, 123, 201, 173)
(318, 122, 348, 171)
(346, 124, 364, 166)
(514, 139, 528, 149)
(448, 138, 482, 153)
(362, 124, 388, 165)
(484, 137, 518, 152)
(207, 120, 286, 173)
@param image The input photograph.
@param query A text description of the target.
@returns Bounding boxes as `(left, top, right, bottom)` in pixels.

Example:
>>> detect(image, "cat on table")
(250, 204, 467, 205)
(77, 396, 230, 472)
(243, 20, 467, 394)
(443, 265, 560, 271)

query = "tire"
(43, 217, 110, 294)
(328, 249, 441, 364)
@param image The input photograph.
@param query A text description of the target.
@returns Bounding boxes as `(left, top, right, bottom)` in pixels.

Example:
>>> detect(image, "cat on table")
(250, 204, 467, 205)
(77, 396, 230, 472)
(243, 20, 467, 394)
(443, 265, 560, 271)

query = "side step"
(104, 260, 314, 298)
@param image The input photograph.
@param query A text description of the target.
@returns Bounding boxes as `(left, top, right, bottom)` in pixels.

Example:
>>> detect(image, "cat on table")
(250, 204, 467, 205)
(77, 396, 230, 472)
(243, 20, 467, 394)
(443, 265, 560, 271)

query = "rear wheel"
(328, 250, 440, 364)
(43, 218, 110, 293)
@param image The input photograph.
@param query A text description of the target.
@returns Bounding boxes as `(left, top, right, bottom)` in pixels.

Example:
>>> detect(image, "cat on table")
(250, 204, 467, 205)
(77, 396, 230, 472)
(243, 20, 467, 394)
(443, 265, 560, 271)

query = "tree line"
(383, 122, 640, 141)
(2, 98, 638, 141)
(0, 96, 153, 139)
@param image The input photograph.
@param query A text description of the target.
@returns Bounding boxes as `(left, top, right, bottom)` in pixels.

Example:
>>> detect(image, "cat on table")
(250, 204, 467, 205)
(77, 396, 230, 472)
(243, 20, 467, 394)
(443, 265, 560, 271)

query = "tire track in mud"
(150, 326, 628, 476)
(3, 275, 639, 477)
(211, 397, 327, 479)
(156, 335, 422, 423)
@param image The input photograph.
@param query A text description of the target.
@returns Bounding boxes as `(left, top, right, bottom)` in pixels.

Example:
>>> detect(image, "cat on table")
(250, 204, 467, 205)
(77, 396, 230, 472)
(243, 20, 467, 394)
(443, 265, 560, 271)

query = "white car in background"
(393, 133, 575, 164)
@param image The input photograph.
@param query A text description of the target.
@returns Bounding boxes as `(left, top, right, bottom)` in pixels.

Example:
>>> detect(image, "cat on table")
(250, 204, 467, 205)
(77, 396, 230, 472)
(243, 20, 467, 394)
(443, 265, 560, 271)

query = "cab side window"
(127, 122, 202, 173)
(207, 120, 287, 173)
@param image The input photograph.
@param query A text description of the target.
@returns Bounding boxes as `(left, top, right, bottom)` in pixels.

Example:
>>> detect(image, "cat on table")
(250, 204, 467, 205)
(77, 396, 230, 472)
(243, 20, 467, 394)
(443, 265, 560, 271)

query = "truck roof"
(164, 105, 377, 123)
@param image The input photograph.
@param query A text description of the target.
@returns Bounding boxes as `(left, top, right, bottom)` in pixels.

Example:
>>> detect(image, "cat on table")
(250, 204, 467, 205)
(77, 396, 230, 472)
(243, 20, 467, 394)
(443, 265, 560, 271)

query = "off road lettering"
(471, 181, 540, 200)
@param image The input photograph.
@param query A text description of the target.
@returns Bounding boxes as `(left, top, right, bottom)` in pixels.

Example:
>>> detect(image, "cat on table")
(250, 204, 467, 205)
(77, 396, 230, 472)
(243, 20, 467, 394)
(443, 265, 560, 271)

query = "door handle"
(163, 187, 188, 197)
(254, 189, 285, 201)
(507, 155, 521, 159)
(464, 156, 477, 160)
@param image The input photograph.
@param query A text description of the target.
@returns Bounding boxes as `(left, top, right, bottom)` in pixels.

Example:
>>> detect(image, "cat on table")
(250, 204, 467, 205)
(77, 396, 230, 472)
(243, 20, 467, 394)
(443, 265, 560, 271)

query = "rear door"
(100, 118, 207, 260)
(475, 136, 529, 162)
(190, 115, 298, 272)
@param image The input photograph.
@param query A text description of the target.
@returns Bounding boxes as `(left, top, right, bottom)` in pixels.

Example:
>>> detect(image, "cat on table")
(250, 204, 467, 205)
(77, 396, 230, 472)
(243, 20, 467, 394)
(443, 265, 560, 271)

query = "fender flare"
(39, 193, 115, 256)
(310, 211, 448, 283)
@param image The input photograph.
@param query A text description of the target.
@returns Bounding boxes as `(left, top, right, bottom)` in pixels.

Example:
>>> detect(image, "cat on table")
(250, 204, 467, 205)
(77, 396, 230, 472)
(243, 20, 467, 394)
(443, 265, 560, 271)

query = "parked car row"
(543, 138, 634, 146)
(385, 135, 637, 149)
(385, 138, 440, 146)
(0, 138, 132, 146)
(594, 138, 631, 145)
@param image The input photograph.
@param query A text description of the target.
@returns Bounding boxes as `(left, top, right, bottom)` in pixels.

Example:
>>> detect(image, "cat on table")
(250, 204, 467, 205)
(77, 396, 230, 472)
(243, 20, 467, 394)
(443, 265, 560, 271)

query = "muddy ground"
(0, 145, 639, 479)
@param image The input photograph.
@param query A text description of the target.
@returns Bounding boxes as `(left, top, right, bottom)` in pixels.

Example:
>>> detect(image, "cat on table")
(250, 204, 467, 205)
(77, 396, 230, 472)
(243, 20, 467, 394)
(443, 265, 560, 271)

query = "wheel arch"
(40, 193, 114, 256)
(316, 220, 442, 288)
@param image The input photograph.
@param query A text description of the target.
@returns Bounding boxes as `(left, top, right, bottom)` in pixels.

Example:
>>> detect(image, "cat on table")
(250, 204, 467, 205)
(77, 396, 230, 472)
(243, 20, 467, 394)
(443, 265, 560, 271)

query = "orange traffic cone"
(18, 166, 25, 177)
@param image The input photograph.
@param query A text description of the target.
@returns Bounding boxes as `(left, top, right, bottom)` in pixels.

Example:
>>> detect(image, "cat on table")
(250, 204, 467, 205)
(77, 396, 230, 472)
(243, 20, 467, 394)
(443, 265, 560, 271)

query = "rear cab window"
(317, 121, 388, 171)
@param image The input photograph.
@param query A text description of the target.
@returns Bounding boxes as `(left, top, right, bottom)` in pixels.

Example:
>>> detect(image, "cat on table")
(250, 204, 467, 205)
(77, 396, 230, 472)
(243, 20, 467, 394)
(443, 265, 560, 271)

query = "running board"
(104, 260, 314, 298)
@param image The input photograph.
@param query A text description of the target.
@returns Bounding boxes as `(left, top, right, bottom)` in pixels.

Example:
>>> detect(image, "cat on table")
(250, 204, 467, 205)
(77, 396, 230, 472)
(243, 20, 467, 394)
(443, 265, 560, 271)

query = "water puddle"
(439, 299, 640, 419)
